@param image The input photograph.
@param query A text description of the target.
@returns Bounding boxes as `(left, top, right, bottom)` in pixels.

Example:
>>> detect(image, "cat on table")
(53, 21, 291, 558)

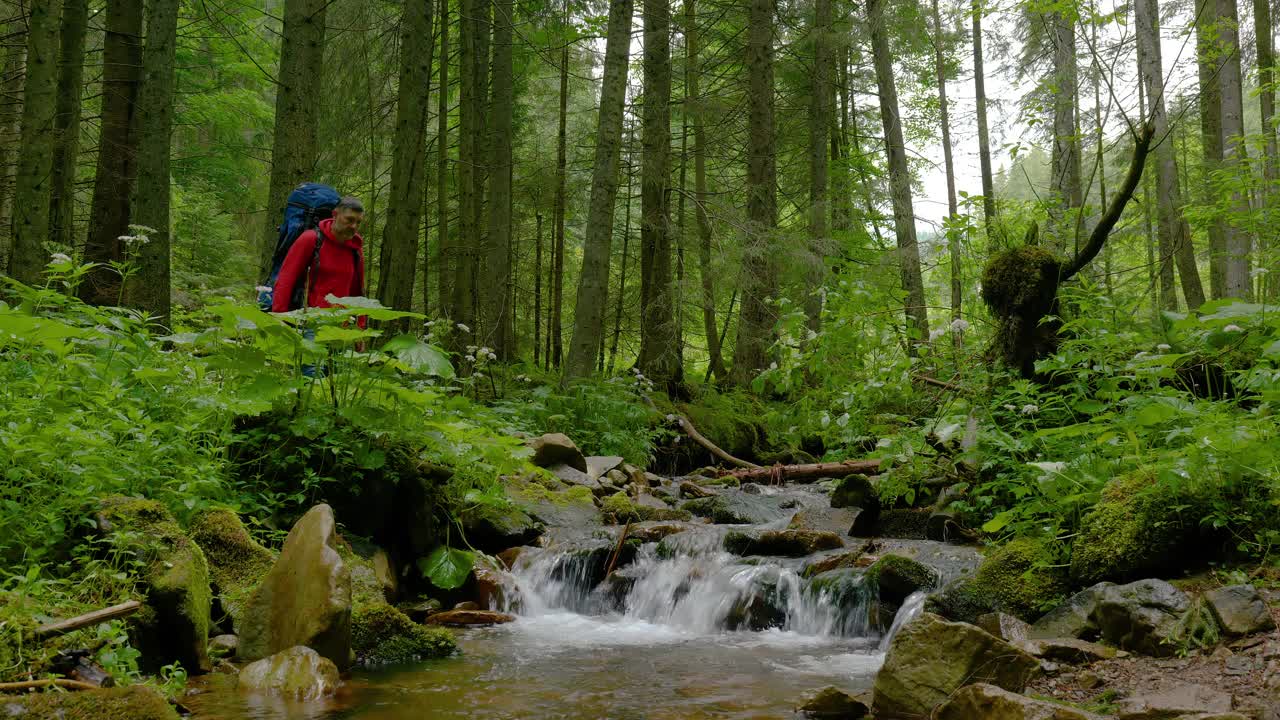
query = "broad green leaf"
(418, 546, 475, 590)
(1133, 401, 1178, 426)
(395, 341, 455, 378)
(982, 511, 1013, 534)
(314, 326, 380, 343)
(1073, 399, 1105, 414)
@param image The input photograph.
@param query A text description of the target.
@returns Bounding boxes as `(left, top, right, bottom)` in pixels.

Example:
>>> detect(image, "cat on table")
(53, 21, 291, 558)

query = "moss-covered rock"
(873, 509, 931, 539)
(0, 685, 181, 719)
(981, 244, 1063, 377)
(96, 496, 211, 673)
(459, 501, 543, 554)
(830, 475, 877, 510)
(350, 603, 456, 667)
(600, 492, 692, 524)
(238, 645, 340, 697)
(189, 508, 275, 632)
(681, 495, 782, 525)
(926, 538, 1068, 624)
(723, 530, 844, 557)
(1070, 468, 1212, 585)
(864, 554, 940, 606)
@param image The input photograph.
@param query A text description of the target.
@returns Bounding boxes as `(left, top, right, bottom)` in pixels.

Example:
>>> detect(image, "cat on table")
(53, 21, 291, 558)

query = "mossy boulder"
(681, 494, 782, 525)
(189, 508, 275, 632)
(871, 509, 931, 539)
(528, 433, 588, 472)
(0, 685, 180, 719)
(96, 496, 211, 673)
(1093, 579, 1191, 657)
(723, 530, 844, 557)
(507, 479, 602, 530)
(459, 501, 543, 554)
(350, 603, 456, 667)
(1070, 468, 1212, 585)
(238, 645, 340, 697)
(830, 475, 877, 511)
(934, 684, 1103, 720)
(926, 538, 1068, 624)
(864, 554, 940, 606)
(601, 492, 692, 524)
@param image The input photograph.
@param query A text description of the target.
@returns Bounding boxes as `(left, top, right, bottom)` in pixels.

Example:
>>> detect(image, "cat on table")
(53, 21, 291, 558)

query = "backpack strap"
(302, 225, 326, 311)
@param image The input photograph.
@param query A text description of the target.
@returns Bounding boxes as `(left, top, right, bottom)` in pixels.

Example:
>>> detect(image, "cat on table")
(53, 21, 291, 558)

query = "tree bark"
(731, 0, 779, 384)
(436, 0, 452, 316)
(49, 0, 88, 253)
(483, 0, 514, 357)
(932, 0, 960, 327)
(1135, 0, 1204, 310)
(261, 0, 327, 279)
(8, 0, 59, 285)
(381, 0, 436, 326)
(455, 0, 489, 336)
(1195, 0, 1228, 299)
(805, 0, 832, 334)
(1255, 0, 1278, 299)
(0, 12, 25, 272)
(610, 137, 635, 375)
(687, 0, 726, 381)
(972, 0, 997, 237)
(868, 0, 929, 347)
(1215, 0, 1252, 299)
(637, 0, 680, 390)
(566, 0, 634, 378)
(534, 211, 543, 367)
(129, 0, 179, 325)
(79, 0, 143, 304)
(1048, 6, 1081, 255)
(550, 4, 568, 367)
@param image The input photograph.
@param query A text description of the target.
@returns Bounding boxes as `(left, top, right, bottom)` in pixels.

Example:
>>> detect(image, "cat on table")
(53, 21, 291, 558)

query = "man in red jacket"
(271, 196, 366, 313)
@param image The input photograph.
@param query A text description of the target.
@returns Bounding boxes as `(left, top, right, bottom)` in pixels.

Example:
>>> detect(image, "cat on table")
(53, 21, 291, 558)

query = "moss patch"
(350, 603, 456, 667)
(864, 554, 940, 605)
(981, 245, 1063, 377)
(188, 508, 275, 629)
(973, 538, 1070, 622)
(1070, 467, 1213, 585)
(3, 685, 180, 720)
(601, 493, 692, 524)
(97, 496, 211, 673)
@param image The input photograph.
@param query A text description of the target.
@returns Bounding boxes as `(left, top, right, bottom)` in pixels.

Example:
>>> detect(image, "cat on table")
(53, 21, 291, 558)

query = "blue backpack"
(258, 183, 342, 310)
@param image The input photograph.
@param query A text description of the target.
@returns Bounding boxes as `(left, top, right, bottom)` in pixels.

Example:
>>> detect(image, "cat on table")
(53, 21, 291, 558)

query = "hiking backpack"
(258, 182, 342, 311)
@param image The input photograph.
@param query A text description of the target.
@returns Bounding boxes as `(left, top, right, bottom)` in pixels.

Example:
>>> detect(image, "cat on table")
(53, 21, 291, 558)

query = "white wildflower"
(255, 285, 272, 293)
(929, 328, 947, 342)
(1157, 343, 1171, 352)
(473, 372, 485, 379)
(49, 253, 73, 264)
(465, 354, 475, 362)
(768, 362, 778, 370)
(456, 323, 471, 333)
(1003, 404, 1017, 412)
(950, 318, 970, 332)
(876, 438, 893, 449)
(1020, 404, 1039, 416)
(1223, 324, 1243, 332)
(487, 351, 497, 361)
(1133, 351, 1150, 359)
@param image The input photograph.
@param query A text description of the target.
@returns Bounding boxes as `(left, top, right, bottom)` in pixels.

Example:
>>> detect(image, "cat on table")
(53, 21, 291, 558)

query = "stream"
(186, 481, 978, 719)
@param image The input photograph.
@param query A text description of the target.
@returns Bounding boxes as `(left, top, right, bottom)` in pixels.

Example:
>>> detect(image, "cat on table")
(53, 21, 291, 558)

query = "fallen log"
(0, 679, 99, 693)
(669, 414, 759, 469)
(717, 458, 881, 484)
(34, 600, 141, 640)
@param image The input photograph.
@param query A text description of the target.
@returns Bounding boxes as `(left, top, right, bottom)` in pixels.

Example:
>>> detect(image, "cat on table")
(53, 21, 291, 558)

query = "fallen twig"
(34, 601, 142, 640)
(0, 679, 99, 693)
(670, 414, 759, 469)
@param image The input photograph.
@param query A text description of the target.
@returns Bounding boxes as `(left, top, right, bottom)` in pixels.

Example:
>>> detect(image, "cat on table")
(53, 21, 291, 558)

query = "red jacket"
(271, 218, 365, 313)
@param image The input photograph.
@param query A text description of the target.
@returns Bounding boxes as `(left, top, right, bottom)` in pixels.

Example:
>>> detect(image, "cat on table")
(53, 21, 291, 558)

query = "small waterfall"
(501, 526, 891, 641)
(878, 591, 927, 651)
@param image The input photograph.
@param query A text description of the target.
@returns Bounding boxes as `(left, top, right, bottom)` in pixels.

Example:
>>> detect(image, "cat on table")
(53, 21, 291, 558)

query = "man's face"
(332, 209, 364, 240)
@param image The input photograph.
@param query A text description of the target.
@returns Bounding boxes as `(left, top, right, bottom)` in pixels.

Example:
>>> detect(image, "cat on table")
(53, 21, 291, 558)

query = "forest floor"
(1028, 581, 1280, 717)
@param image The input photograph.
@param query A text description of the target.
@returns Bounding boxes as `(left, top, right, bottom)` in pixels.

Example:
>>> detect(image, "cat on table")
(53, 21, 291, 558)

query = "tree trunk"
(637, 0, 680, 390)
(534, 212, 543, 366)
(804, 0, 832, 334)
(455, 0, 489, 336)
(8, 0, 59, 285)
(868, 0, 929, 347)
(261, 0, 327, 279)
(128, 0, 179, 325)
(550, 5, 568, 368)
(1215, 0, 1252, 299)
(482, 0, 515, 357)
(1196, 0, 1228, 299)
(436, 0, 452, 316)
(972, 0, 997, 237)
(566, 0, 634, 378)
(49, 0, 88, 253)
(0, 12, 25, 272)
(731, 0, 778, 384)
(830, 51, 853, 234)
(1255, 0, 1278, 299)
(381, 0, 435, 325)
(1134, 0, 1204, 311)
(932, 0, 960, 327)
(80, 0, 143, 304)
(1048, 7, 1081, 255)
(687, 0, 726, 381)
(610, 139, 635, 375)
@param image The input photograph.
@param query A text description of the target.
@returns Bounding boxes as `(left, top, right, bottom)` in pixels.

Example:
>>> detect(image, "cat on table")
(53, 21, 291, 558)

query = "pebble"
(1078, 670, 1103, 689)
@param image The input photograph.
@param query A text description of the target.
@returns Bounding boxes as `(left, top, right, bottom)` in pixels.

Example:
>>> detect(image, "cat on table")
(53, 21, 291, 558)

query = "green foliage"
(417, 546, 475, 591)
(495, 378, 662, 466)
(350, 603, 456, 666)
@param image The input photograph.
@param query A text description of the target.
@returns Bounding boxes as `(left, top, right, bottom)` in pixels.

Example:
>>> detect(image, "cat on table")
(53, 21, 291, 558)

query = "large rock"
(933, 683, 1103, 720)
(529, 433, 587, 472)
(978, 612, 1032, 643)
(189, 508, 276, 633)
(1205, 584, 1275, 637)
(96, 497, 211, 673)
(350, 603, 456, 667)
(1030, 583, 1114, 640)
(1115, 684, 1234, 719)
(873, 613, 1040, 718)
(681, 494, 783, 525)
(238, 504, 352, 669)
(830, 474, 877, 510)
(724, 529, 844, 557)
(1024, 638, 1118, 664)
(802, 550, 866, 579)
(424, 609, 516, 626)
(585, 455, 625, 480)
(460, 500, 543, 553)
(238, 646, 340, 698)
(507, 480, 602, 530)
(1094, 579, 1191, 657)
(788, 506, 860, 536)
(1070, 468, 1212, 585)
(863, 554, 939, 606)
(797, 686, 869, 719)
(0, 686, 180, 719)
(601, 492, 692, 523)
(927, 539, 1070, 625)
